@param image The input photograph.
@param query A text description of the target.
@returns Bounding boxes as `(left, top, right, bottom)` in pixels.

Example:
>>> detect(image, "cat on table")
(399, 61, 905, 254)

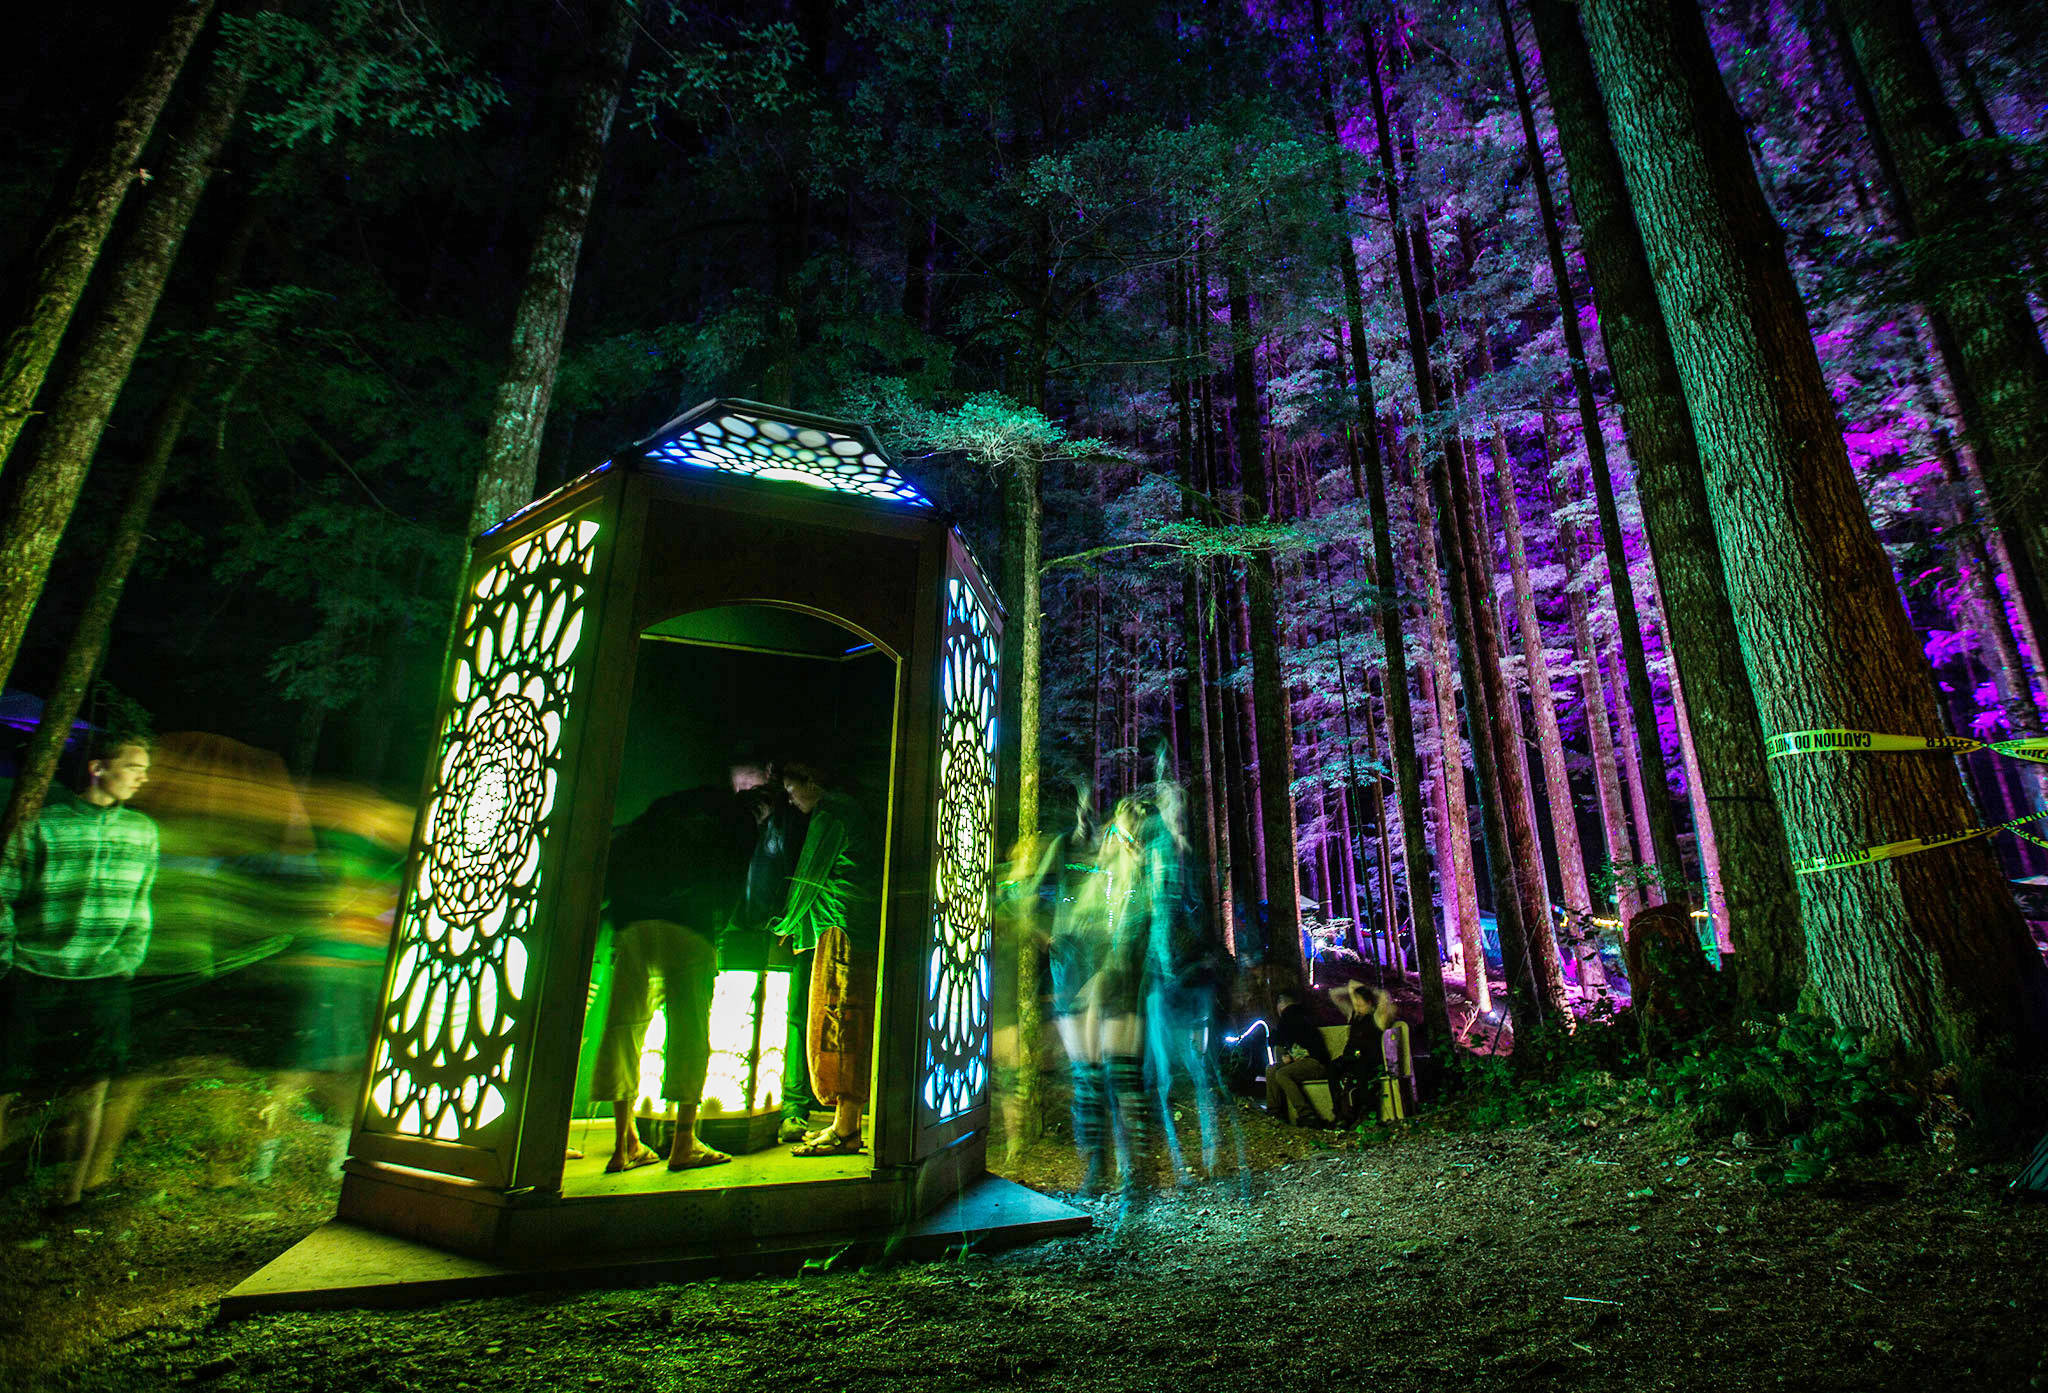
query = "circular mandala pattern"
(429, 694, 548, 926)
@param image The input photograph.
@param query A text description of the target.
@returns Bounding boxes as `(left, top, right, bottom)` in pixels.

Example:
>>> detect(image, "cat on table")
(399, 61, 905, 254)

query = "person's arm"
(107, 823, 157, 977)
(772, 808, 851, 951)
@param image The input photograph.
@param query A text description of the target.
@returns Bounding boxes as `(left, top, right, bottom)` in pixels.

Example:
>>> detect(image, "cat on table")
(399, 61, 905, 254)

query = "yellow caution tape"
(1792, 809, 2048, 875)
(1766, 729, 2048, 762)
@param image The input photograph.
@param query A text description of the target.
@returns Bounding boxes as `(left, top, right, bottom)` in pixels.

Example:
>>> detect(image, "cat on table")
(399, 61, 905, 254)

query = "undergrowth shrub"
(1445, 1010, 1920, 1186)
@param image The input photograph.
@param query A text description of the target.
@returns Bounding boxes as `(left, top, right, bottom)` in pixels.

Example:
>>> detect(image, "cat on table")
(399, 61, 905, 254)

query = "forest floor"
(2, 1059, 2045, 1393)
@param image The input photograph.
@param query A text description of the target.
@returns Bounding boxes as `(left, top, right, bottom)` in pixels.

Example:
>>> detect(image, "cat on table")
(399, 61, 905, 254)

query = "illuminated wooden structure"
(337, 400, 1005, 1260)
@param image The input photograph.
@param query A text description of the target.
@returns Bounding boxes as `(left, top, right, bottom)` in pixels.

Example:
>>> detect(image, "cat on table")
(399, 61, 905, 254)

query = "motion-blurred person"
(727, 756, 813, 1144)
(1071, 795, 1155, 1210)
(592, 788, 754, 1172)
(773, 761, 881, 1157)
(1138, 783, 1245, 1185)
(0, 734, 157, 1210)
(1014, 785, 1111, 1192)
(248, 783, 410, 1184)
(1325, 981, 1398, 1125)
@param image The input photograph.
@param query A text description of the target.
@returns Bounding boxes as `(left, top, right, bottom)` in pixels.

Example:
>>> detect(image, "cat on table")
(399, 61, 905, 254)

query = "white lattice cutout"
(921, 575, 999, 1121)
(645, 410, 930, 506)
(366, 517, 600, 1146)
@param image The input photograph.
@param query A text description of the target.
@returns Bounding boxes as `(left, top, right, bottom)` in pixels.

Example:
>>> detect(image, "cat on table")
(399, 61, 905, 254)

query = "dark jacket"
(603, 789, 753, 934)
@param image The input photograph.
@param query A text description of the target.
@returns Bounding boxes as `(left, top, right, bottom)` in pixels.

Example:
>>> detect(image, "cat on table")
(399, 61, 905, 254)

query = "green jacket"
(772, 792, 882, 952)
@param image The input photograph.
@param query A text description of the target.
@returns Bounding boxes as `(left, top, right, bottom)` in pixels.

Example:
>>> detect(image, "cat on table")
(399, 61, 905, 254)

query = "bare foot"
(603, 1145, 661, 1174)
(667, 1141, 732, 1171)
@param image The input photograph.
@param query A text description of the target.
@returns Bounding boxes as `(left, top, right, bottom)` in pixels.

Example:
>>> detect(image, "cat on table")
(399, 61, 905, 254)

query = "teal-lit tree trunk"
(464, 0, 635, 537)
(1496, 0, 1685, 906)
(1226, 268, 1304, 988)
(1826, 0, 2048, 654)
(0, 0, 216, 473)
(0, 43, 247, 696)
(1578, 0, 2048, 1066)
(1526, 0, 1805, 1008)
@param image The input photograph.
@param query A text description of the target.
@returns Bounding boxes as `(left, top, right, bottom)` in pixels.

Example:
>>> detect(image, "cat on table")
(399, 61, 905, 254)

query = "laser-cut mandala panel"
(365, 517, 601, 1149)
(921, 574, 1000, 1124)
(644, 410, 930, 507)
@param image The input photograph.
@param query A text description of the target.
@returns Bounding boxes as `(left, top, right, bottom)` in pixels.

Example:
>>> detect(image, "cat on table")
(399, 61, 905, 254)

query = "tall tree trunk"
(0, 42, 246, 695)
(1498, 0, 1686, 905)
(1827, 0, 2048, 653)
(465, 0, 636, 536)
(1494, 430, 1597, 938)
(1579, 0, 2048, 1066)
(1314, 0, 1448, 1047)
(1528, 0, 1806, 1007)
(0, 192, 258, 846)
(1412, 449, 1487, 1010)
(1668, 661, 1728, 954)
(0, 0, 217, 472)
(1556, 453, 1642, 926)
(1226, 271, 1303, 985)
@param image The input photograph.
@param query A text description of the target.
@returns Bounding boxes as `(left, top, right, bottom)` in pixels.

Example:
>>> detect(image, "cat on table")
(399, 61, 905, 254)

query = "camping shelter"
(229, 401, 1085, 1307)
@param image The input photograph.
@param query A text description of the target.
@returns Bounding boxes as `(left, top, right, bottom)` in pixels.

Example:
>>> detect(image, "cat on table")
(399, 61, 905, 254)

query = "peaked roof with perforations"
(633, 399, 930, 508)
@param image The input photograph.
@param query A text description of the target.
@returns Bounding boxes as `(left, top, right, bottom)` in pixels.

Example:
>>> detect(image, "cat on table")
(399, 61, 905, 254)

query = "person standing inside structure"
(591, 787, 754, 1172)
(0, 733, 157, 1209)
(727, 756, 814, 1143)
(773, 760, 881, 1157)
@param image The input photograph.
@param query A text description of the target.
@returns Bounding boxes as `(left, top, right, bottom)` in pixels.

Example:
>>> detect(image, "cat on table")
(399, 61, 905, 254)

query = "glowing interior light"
(632, 969, 792, 1118)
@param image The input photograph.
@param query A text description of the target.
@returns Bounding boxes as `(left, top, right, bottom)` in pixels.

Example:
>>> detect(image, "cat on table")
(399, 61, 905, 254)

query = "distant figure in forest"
(773, 760, 883, 1157)
(1263, 985, 1335, 1125)
(0, 733, 158, 1210)
(593, 786, 754, 1172)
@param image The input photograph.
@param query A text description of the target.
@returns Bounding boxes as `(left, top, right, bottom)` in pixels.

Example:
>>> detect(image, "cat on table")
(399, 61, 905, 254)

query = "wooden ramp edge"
(219, 1177, 1092, 1317)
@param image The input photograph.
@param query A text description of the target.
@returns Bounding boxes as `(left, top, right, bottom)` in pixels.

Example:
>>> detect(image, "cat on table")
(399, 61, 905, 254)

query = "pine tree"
(1578, 0, 2048, 1066)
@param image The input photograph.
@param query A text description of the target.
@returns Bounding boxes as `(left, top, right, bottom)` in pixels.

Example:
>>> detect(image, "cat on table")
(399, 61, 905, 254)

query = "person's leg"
(1099, 1006, 1147, 1199)
(794, 929, 874, 1154)
(664, 927, 727, 1169)
(1054, 1010, 1108, 1194)
(778, 946, 816, 1141)
(55, 1078, 109, 1206)
(593, 925, 659, 1171)
(84, 1074, 151, 1190)
(1270, 1058, 1329, 1124)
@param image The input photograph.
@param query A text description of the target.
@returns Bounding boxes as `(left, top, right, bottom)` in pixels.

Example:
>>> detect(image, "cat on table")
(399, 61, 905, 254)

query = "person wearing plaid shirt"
(0, 734, 156, 1209)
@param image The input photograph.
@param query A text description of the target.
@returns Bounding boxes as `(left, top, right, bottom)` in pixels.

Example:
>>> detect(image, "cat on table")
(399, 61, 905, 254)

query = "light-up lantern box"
(336, 400, 1004, 1261)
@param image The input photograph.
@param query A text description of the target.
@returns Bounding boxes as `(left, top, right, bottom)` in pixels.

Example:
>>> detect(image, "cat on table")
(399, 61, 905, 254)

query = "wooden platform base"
(221, 1176, 1091, 1316)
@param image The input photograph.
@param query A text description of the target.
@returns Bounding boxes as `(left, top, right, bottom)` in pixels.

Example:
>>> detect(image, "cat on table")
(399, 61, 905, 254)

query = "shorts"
(0, 971, 133, 1092)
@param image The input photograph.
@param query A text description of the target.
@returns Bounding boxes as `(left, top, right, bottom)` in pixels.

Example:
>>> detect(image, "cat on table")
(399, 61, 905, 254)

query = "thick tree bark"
(0, 44, 246, 695)
(1554, 451, 1641, 927)
(1498, 0, 1687, 905)
(465, 0, 635, 536)
(1226, 269, 1304, 986)
(0, 194, 258, 846)
(1527, 0, 1805, 1008)
(0, 0, 216, 472)
(1411, 442, 1488, 1010)
(1579, 0, 2048, 1065)
(1494, 431, 1597, 939)
(1827, 0, 2048, 656)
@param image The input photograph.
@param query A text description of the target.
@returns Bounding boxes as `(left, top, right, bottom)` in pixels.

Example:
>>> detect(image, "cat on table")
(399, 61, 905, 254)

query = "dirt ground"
(3, 1060, 2046, 1393)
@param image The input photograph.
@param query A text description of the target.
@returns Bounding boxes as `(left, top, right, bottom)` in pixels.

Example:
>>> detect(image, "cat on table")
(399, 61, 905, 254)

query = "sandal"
(791, 1129, 864, 1157)
(667, 1145, 731, 1171)
(604, 1146, 662, 1174)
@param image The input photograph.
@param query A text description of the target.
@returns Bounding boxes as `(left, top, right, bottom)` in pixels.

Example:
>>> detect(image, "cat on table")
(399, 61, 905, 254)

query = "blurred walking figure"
(1138, 783, 1245, 1185)
(1018, 786, 1111, 1193)
(0, 733, 157, 1209)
